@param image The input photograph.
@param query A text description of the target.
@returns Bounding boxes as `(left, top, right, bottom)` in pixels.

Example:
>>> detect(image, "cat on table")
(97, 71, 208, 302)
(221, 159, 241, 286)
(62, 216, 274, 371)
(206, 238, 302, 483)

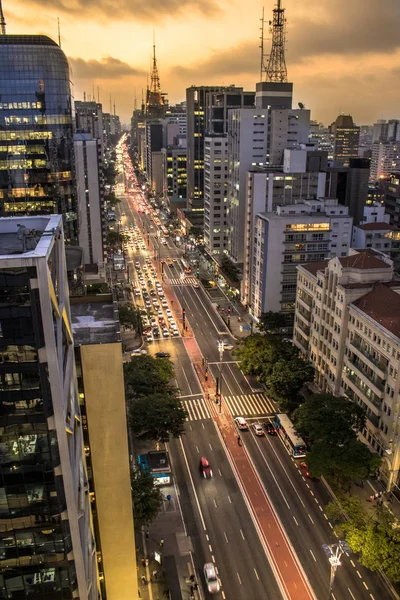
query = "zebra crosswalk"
(181, 395, 211, 421)
(223, 393, 275, 418)
(169, 277, 198, 286)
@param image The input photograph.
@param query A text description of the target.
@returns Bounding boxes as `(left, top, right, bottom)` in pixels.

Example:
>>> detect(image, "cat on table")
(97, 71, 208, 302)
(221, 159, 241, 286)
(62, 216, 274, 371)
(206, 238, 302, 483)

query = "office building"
(326, 158, 370, 225)
(370, 141, 400, 181)
(71, 297, 138, 600)
(186, 85, 254, 210)
(145, 121, 163, 184)
(164, 146, 187, 211)
(330, 114, 360, 166)
(352, 220, 400, 272)
(204, 135, 228, 257)
(293, 249, 400, 491)
(383, 172, 400, 227)
(309, 121, 335, 159)
(0, 35, 76, 240)
(250, 199, 352, 317)
(74, 133, 105, 266)
(372, 119, 400, 143)
(0, 215, 99, 599)
(75, 101, 104, 152)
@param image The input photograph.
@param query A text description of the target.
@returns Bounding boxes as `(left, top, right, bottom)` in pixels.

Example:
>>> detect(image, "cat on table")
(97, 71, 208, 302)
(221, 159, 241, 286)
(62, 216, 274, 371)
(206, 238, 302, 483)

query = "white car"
(223, 341, 234, 351)
(161, 300, 168, 308)
(166, 309, 172, 318)
(162, 329, 170, 338)
(204, 563, 220, 594)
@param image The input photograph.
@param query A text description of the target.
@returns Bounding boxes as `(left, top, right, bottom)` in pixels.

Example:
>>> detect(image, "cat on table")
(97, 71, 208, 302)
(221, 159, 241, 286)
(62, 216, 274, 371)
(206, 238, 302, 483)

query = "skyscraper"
(330, 114, 360, 166)
(0, 215, 99, 599)
(0, 34, 76, 240)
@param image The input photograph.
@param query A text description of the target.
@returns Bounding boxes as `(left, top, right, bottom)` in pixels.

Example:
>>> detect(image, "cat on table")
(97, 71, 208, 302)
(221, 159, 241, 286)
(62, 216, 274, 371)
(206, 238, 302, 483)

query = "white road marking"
(310, 549, 317, 562)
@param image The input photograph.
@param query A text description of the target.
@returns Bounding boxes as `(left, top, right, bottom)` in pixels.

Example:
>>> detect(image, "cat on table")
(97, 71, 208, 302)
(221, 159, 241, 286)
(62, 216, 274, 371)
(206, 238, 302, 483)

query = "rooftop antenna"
(92, 83, 95, 103)
(259, 7, 266, 82)
(97, 86, 100, 103)
(134, 89, 137, 112)
(109, 93, 112, 113)
(57, 17, 61, 47)
(0, 1, 6, 35)
(113, 101, 116, 116)
(266, 0, 288, 82)
(83, 90, 86, 102)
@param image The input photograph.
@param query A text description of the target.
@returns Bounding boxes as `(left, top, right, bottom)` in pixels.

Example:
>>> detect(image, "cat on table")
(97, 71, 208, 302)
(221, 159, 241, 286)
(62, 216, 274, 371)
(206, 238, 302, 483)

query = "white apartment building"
(294, 249, 400, 491)
(226, 107, 310, 265)
(370, 141, 400, 180)
(250, 199, 352, 317)
(74, 133, 105, 266)
(204, 135, 228, 256)
(241, 164, 326, 306)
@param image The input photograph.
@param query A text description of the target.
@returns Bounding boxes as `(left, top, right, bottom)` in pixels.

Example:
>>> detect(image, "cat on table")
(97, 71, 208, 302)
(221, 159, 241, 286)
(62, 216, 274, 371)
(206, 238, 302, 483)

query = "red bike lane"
(183, 336, 316, 600)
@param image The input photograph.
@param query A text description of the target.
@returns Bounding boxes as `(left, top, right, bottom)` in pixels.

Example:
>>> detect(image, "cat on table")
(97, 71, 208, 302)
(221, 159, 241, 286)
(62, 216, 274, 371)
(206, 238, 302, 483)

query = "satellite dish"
(298, 102, 305, 110)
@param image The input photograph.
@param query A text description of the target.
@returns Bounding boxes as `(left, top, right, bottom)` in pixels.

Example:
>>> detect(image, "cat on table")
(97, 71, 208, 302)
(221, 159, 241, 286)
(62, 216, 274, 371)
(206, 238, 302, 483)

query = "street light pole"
(322, 540, 351, 600)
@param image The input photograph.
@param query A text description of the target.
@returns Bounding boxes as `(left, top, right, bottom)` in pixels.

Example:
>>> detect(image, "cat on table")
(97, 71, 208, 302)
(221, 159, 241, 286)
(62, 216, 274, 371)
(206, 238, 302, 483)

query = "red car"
(300, 462, 311, 478)
(200, 457, 213, 478)
(264, 422, 277, 436)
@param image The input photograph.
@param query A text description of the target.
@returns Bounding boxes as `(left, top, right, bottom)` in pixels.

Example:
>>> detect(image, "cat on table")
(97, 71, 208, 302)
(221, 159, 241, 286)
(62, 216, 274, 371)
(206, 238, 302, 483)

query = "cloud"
(18, 0, 220, 22)
(169, 40, 259, 81)
(287, 0, 400, 62)
(69, 56, 145, 80)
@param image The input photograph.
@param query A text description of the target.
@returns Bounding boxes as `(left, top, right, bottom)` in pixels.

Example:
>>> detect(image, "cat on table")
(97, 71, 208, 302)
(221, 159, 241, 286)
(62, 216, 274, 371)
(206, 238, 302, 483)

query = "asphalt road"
(117, 155, 394, 600)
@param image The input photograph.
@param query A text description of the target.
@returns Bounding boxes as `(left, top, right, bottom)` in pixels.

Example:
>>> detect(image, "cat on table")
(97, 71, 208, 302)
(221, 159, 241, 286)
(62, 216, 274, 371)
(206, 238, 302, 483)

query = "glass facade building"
(0, 216, 99, 600)
(0, 36, 76, 241)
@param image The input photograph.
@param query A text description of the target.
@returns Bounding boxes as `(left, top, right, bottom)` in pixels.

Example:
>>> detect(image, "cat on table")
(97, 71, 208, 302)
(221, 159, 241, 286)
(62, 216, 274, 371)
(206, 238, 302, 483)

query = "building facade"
(0, 35, 76, 240)
(293, 249, 400, 491)
(370, 141, 400, 181)
(250, 199, 352, 317)
(0, 215, 99, 599)
(75, 101, 104, 153)
(74, 133, 105, 266)
(204, 135, 228, 257)
(330, 114, 360, 166)
(326, 158, 370, 225)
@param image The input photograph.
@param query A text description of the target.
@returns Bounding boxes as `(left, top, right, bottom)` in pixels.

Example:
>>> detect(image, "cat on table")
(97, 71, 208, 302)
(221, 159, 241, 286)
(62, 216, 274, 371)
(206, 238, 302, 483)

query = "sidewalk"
(134, 439, 200, 600)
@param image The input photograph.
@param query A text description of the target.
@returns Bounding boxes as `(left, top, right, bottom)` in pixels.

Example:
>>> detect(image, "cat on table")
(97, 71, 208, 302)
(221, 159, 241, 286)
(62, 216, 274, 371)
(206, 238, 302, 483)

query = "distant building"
(163, 145, 187, 211)
(0, 215, 99, 599)
(326, 158, 370, 225)
(370, 141, 400, 181)
(71, 297, 138, 600)
(383, 172, 400, 227)
(74, 133, 105, 265)
(145, 121, 163, 184)
(75, 100, 104, 152)
(204, 135, 228, 257)
(249, 198, 352, 317)
(293, 249, 400, 492)
(330, 114, 360, 166)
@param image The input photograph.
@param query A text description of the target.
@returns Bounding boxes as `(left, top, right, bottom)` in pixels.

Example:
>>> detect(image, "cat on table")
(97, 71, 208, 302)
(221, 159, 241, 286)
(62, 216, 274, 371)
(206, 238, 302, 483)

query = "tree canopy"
(124, 355, 175, 398)
(131, 468, 164, 527)
(106, 230, 128, 250)
(129, 393, 187, 442)
(118, 303, 141, 332)
(221, 256, 241, 284)
(326, 495, 400, 583)
(258, 311, 287, 334)
(267, 357, 314, 411)
(292, 393, 366, 446)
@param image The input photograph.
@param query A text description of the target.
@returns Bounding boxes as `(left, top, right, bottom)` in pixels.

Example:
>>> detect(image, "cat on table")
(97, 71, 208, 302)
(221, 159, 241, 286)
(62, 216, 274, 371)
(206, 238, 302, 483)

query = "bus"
(273, 414, 306, 458)
(181, 258, 192, 275)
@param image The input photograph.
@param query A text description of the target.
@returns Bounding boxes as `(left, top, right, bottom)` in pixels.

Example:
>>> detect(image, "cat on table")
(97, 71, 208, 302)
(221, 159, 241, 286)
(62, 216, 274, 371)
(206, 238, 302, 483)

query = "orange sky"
(7, 0, 400, 126)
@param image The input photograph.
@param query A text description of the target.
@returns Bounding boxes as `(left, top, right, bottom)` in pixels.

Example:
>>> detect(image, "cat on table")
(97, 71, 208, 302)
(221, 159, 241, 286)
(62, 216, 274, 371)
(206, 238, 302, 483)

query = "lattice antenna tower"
(259, 7, 268, 81)
(265, 0, 288, 83)
(0, 0, 7, 35)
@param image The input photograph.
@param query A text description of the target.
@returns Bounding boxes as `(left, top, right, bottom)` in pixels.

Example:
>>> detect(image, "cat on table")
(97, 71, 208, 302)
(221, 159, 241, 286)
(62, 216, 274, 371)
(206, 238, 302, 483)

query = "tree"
(267, 357, 314, 409)
(325, 496, 400, 583)
(131, 468, 164, 527)
(124, 355, 176, 398)
(189, 226, 203, 241)
(119, 303, 141, 332)
(292, 393, 366, 446)
(106, 230, 128, 250)
(104, 192, 121, 207)
(258, 311, 287, 334)
(221, 256, 241, 284)
(235, 334, 298, 383)
(129, 393, 187, 443)
(307, 439, 381, 488)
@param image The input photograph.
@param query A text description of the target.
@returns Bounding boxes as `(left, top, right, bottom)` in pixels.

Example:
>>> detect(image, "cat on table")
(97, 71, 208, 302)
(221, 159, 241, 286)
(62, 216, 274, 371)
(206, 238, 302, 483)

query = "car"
(152, 327, 160, 338)
(145, 334, 153, 343)
(223, 341, 234, 351)
(161, 300, 168, 308)
(300, 462, 311, 478)
(234, 416, 248, 431)
(135, 262, 140, 268)
(130, 348, 147, 357)
(199, 456, 213, 478)
(157, 310, 163, 318)
(134, 288, 141, 297)
(171, 327, 179, 336)
(264, 422, 277, 436)
(168, 262, 174, 268)
(252, 423, 264, 436)
(155, 351, 170, 358)
(193, 282, 199, 289)
(152, 298, 159, 305)
(150, 290, 156, 297)
(162, 328, 170, 338)
(203, 563, 220, 594)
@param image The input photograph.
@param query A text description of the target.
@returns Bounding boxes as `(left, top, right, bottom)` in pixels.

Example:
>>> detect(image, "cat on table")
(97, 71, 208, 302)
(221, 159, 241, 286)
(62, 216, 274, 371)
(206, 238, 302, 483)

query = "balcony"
(350, 340, 388, 378)
(347, 355, 385, 392)
(344, 370, 383, 409)
(296, 320, 310, 337)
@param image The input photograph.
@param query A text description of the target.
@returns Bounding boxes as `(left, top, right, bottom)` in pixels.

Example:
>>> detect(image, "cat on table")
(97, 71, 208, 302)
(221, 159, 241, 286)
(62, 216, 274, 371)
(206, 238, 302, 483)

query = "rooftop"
(300, 259, 329, 276)
(357, 222, 398, 231)
(352, 284, 400, 339)
(0, 35, 59, 47)
(338, 249, 391, 270)
(71, 299, 120, 346)
(0, 215, 61, 258)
